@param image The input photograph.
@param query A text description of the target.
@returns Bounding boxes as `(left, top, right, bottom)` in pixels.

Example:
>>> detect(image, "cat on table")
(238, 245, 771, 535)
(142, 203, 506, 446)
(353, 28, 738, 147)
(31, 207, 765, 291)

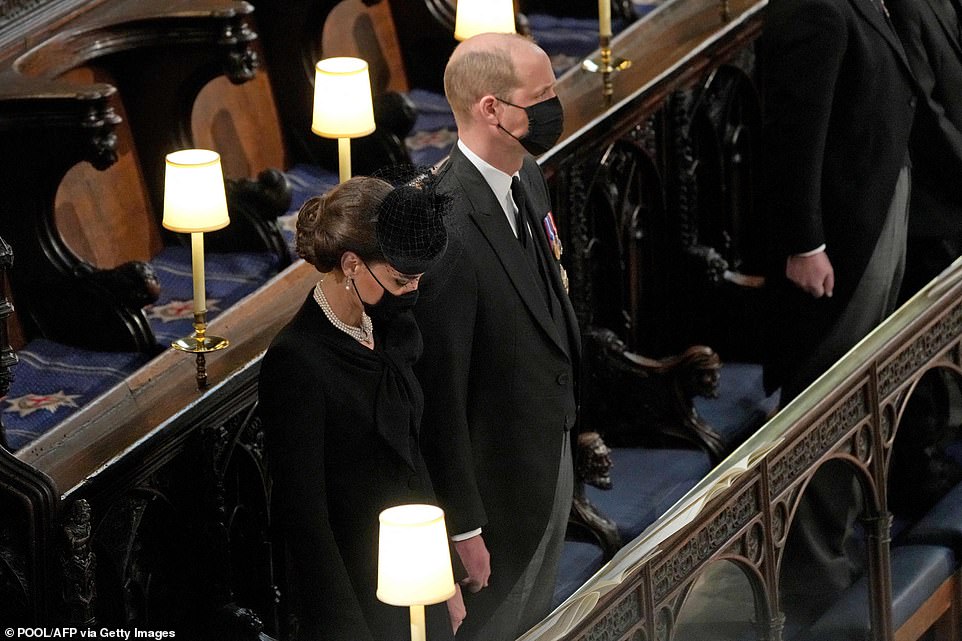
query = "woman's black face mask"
(497, 95, 565, 155)
(354, 263, 419, 321)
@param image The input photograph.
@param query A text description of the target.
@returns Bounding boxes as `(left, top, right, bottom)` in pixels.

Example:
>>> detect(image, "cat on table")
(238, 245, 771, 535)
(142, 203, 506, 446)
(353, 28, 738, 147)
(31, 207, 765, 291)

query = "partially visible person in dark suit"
(759, 0, 917, 403)
(258, 176, 460, 641)
(758, 0, 918, 624)
(888, 0, 962, 298)
(414, 32, 580, 641)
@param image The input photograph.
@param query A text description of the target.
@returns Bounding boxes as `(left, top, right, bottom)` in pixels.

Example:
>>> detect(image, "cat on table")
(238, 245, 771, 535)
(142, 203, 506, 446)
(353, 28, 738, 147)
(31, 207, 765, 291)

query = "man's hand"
(786, 251, 835, 298)
(454, 534, 491, 593)
(446, 584, 466, 633)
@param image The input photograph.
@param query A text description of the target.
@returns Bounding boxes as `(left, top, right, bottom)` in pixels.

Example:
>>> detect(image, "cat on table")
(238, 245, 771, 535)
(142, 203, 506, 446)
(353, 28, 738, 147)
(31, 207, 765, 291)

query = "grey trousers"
(782, 165, 910, 401)
(466, 433, 573, 641)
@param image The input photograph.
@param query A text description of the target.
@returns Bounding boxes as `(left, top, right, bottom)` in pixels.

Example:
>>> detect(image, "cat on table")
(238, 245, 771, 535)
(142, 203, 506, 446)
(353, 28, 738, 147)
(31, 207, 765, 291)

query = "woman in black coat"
(258, 176, 459, 641)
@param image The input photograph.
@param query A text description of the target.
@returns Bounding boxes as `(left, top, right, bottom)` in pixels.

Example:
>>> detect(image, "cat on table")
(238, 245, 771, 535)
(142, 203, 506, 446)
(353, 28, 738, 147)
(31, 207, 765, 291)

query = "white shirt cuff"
(795, 244, 826, 257)
(450, 528, 483, 541)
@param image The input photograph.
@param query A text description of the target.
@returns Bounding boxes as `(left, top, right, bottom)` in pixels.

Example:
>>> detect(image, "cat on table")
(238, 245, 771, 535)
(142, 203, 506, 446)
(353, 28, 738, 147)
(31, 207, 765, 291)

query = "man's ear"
(478, 95, 501, 125)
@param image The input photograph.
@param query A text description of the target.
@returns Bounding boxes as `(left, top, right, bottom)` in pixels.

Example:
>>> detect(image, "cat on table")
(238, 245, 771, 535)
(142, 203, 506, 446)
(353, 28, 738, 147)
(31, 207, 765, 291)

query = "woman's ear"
(340, 251, 359, 277)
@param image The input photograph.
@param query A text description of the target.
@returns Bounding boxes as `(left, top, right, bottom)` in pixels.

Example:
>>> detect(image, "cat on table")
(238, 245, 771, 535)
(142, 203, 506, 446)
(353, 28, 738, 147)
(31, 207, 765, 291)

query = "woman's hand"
(446, 584, 466, 634)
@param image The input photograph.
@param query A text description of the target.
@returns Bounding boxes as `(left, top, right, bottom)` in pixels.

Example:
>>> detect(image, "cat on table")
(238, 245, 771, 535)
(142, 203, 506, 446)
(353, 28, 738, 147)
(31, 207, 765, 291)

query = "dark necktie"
(871, 0, 895, 29)
(510, 176, 528, 248)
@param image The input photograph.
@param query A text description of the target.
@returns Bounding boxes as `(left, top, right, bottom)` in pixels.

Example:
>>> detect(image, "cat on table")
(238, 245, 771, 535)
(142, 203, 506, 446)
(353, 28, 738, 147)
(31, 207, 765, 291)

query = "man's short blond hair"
(444, 34, 530, 122)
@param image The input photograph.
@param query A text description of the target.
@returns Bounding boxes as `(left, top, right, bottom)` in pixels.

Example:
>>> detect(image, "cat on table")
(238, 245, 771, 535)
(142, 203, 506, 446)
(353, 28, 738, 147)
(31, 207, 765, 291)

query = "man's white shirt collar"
(458, 140, 521, 236)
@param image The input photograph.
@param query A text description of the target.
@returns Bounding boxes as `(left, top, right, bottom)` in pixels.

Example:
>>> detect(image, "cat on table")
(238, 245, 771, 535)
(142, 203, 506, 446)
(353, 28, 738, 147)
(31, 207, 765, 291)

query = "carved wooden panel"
(878, 304, 962, 399)
(652, 482, 761, 602)
(583, 590, 645, 641)
(769, 386, 871, 496)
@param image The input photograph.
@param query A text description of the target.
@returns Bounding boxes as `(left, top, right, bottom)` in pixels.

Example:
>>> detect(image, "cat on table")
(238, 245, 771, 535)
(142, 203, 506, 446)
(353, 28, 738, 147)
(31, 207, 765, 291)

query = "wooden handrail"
(15, 259, 317, 494)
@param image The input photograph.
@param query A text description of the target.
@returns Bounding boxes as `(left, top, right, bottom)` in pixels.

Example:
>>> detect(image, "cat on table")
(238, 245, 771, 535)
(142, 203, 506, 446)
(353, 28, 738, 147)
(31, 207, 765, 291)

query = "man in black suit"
(758, 0, 918, 622)
(888, 0, 962, 298)
(759, 0, 917, 403)
(414, 33, 579, 641)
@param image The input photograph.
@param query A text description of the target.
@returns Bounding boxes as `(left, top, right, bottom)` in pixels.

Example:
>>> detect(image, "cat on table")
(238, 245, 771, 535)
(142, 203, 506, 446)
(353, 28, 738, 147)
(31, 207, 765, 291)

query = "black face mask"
(354, 264, 419, 321)
(497, 95, 565, 155)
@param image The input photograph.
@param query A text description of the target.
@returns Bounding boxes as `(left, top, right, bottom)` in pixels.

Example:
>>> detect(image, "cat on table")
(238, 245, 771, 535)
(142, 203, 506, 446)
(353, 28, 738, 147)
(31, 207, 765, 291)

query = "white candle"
(338, 137, 352, 183)
(191, 232, 206, 316)
(599, 0, 612, 37)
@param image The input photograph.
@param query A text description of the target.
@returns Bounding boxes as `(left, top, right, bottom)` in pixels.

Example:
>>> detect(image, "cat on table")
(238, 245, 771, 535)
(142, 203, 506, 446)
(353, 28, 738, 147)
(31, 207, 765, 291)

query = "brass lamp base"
(171, 335, 230, 353)
(170, 311, 229, 390)
(582, 35, 633, 107)
(581, 56, 632, 74)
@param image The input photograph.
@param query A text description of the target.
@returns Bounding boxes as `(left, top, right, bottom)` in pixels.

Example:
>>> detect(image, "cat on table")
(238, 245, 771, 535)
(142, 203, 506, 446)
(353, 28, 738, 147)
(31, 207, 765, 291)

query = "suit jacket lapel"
(927, 0, 962, 59)
(517, 170, 582, 362)
(448, 147, 571, 358)
(851, 0, 912, 73)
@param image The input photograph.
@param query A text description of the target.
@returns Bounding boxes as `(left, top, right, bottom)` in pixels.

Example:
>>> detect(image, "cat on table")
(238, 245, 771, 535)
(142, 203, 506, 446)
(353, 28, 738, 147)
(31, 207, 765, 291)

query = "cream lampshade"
(312, 56, 376, 183)
(378, 504, 456, 641)
(162, 149, 230, 234)
(162, 149, 230, 389)
(454, 0, 516, 41)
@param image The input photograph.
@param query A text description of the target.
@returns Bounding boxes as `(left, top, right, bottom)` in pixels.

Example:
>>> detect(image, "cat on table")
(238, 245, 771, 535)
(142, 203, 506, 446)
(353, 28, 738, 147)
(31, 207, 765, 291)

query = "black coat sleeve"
(760, 0, 848, 255)
(414, 225, 488, 537)
(890, 0, 962, 196)
(259, 343, 375, 641)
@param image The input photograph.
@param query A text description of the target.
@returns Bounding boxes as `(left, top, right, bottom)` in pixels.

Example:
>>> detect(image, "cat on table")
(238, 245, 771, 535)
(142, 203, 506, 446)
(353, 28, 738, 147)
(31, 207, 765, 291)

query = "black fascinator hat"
(374, 173, 450, 274)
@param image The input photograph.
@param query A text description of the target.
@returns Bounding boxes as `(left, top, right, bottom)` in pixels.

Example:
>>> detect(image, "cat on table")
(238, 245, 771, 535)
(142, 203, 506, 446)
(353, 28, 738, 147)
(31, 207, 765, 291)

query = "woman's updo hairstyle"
(295, 176, 393, 272)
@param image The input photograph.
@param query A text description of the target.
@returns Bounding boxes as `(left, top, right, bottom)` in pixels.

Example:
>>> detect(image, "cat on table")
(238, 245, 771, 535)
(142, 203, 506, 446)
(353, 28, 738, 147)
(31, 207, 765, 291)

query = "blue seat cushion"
(694, 362, 779, 450)
(3, 339, 151, 451)
(585, 447, 713, 542)
(901, 480, 962, 555)
(4, 244, 283, 451)
(145, 247, 281, 347)
(796, 544, 957, 640)
(404, 89, 457, 168)
(552, 539, 606, 608)
(276, 163, 341, 253)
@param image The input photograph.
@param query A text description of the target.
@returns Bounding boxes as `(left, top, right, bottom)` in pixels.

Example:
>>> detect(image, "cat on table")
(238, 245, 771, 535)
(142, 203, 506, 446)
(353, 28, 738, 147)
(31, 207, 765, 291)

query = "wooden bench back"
(55, 65, 163, 268)
(191, 42, 289, 178)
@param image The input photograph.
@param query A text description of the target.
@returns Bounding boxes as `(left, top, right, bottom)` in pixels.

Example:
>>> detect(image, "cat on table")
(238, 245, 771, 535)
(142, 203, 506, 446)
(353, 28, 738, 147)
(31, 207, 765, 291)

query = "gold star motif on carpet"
(5, 391, 81, 417)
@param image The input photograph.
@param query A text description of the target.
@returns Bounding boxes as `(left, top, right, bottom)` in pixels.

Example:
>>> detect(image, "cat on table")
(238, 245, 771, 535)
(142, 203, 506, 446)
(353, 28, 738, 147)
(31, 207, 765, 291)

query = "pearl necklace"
(313, 281, 373, 344)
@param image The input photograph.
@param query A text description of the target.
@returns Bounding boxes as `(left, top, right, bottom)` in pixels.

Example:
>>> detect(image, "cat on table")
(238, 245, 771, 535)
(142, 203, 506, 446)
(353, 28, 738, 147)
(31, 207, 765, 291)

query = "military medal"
(543, 212, 569, 293)
(542, 212, 563, 260)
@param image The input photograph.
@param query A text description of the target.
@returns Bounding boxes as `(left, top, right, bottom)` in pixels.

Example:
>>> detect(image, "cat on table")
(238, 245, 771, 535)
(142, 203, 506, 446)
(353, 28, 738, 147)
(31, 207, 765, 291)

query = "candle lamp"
(163, 149, 231, 390)
(377, 504, 456, 641)
(582, 0, 632, 107)
(312, 57, 376, 183)
(454, 0, 516, 41)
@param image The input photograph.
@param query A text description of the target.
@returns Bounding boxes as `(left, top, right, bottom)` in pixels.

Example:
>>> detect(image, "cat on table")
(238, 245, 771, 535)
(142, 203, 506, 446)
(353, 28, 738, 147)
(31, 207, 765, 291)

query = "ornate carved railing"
(520, 259, 962, 641)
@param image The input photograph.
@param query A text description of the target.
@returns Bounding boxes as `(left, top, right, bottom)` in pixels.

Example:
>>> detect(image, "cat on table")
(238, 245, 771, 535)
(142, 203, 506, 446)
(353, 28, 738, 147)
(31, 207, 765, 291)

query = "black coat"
(758, 0, 917, 391)
(889, 0, 962, 239)
(414, 145, 580, 633)
(258, 295, 453, 641)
